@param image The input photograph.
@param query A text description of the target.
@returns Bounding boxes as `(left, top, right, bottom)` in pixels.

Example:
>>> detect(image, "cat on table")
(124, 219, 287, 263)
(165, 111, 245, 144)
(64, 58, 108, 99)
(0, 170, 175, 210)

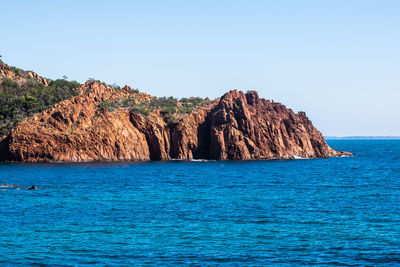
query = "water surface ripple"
(1, 140, 399, 265)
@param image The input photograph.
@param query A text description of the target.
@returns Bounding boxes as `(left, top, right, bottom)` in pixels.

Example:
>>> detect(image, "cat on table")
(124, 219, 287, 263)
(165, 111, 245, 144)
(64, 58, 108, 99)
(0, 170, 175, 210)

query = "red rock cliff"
(0, 82, 351, 162)
(208, 90, 349, 159)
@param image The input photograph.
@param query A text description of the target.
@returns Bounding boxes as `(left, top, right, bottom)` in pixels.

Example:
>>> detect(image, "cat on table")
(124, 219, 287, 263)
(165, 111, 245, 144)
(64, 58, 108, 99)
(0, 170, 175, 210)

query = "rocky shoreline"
(0, 81, 352, 162)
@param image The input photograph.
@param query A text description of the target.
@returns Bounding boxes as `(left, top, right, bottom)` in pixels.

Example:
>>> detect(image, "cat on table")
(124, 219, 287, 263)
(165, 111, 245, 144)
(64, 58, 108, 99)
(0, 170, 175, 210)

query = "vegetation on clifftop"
(98, 95, 211, 125)
(0, 78, 80, 136)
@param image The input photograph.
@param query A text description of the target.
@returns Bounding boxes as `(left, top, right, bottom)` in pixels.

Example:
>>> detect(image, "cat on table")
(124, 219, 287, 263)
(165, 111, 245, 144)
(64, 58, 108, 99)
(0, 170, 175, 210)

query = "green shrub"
(177, 96, 209, 114)
(130, 105, 150, 116)
(9, 66, 24, 77)
(150, 96, 178, 109)
(98, 101, 118, 112)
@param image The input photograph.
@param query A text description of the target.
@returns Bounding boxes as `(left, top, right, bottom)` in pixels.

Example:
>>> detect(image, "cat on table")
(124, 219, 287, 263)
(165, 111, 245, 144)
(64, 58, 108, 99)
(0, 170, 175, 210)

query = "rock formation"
(26, 71, 49, 86)
(0, 63, 49, 85)
(0, 81, 352, 162)
(0, 64, 25, 83)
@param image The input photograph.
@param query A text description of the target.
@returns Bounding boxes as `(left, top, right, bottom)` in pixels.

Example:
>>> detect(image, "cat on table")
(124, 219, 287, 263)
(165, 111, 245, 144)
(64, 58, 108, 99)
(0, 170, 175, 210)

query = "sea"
(0, 139, 399, 266)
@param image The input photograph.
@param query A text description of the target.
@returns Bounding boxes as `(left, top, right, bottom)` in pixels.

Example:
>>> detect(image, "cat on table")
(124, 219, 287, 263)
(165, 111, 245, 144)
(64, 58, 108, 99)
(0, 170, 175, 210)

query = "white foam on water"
(293, 155, 309, 160)
(170, 159, 216, 162)
(188, 159, 216, 162)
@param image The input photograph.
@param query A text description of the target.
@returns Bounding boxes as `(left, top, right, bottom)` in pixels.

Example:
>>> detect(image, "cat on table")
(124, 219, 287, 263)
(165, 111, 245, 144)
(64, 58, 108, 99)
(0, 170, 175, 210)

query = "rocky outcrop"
(0, 63, 50, 85)
(0, 82, 352, 162)
(2, 82, 151, 162)
(0, 64, 25, 83)
(208, 90, 350, 159)
(26, 71, 49, 86)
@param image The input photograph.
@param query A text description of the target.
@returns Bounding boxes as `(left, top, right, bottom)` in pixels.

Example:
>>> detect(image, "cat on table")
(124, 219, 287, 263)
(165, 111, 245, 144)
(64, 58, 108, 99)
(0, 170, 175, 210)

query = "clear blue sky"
(2, 0, 399, 136)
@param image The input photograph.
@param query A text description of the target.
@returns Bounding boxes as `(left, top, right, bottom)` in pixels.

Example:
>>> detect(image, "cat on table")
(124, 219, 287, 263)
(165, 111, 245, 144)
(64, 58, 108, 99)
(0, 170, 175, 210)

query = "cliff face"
(208, 90, 345, 159)
(0, 82, 351, 162)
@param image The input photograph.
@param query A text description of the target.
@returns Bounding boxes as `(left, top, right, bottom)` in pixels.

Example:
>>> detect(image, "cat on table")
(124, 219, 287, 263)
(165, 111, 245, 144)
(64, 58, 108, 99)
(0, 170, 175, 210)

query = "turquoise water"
(1, 140, 400, 265)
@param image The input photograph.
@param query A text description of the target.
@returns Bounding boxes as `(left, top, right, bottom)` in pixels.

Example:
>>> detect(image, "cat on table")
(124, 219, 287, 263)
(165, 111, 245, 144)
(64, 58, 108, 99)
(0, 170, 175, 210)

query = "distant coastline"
(325, 136, 400, 140)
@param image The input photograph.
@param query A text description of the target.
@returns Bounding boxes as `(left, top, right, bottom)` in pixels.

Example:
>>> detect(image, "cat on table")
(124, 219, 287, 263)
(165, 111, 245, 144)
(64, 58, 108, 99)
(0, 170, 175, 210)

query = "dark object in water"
(28, 185, 37, 190)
